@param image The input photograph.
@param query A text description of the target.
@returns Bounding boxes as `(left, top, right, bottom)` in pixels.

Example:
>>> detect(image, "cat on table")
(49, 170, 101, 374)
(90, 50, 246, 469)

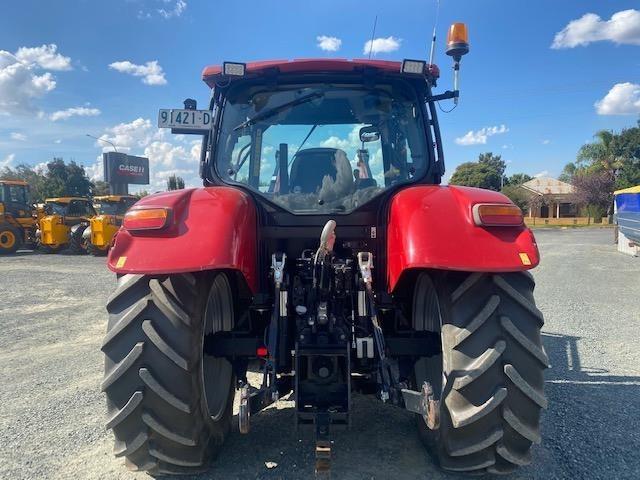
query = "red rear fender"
(387, 186, 539, 292)
(108, 187, 257, 293)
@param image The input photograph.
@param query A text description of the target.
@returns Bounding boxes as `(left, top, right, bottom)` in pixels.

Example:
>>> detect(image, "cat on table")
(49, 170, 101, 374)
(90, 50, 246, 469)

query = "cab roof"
(45, 197, 91, 204)
(202, 58, 438, 88)
(94, 195, 136, 202)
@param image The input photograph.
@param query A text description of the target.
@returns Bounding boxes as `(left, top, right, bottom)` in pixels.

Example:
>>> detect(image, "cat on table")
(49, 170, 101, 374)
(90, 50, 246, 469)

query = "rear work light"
(401, 59, 426, 74)
(123, 208, 170, 231)
(223, 61, 246, 76)
(472, 203, 523, 227)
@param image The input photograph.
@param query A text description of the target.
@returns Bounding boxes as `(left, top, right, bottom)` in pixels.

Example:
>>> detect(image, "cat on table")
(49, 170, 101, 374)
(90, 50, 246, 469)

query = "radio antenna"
(368, 15, 378, 59)
(428, 0, 441, 65)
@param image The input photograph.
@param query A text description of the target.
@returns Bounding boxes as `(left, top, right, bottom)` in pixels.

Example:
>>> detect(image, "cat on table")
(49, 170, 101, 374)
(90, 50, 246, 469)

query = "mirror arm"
(426, 90, 459, 102)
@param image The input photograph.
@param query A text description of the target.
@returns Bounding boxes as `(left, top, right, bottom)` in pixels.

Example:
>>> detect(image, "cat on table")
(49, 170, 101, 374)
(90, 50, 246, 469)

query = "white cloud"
(1, 153, 15, 168)
(317, 35, 342, 52)
(542, 139, 551, 145)
(319, 125, 365, 153)
(321, 136, 351, 150)
(158, 0, 187, 19)
(108, 60, 167, 85)
(594, 82, 640, 115)
(15, 44, 72, 70)
(50, 106, 101, 121)
(95, 117, 160, 152)
(10, 132, 27, 141)
(455, 125, 509, 146)
(54, 139, 62, 144)
(0, 50, 56, 114)
(262, 145, 274, 156)
(534, 170, 549, 178)
(363, 36, 401, 55)
(552, 9, 640, 49)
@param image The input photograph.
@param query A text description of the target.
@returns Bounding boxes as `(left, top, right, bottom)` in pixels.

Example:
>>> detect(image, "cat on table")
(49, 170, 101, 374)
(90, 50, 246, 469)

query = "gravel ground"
(1, 228, 639, 480)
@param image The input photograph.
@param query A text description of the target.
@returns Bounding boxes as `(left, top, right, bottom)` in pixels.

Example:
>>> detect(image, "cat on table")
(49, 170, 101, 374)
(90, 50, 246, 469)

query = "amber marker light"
(123, 208, 170, 231)
(446, 23, 470, 58)
(472, 204, 523, 227)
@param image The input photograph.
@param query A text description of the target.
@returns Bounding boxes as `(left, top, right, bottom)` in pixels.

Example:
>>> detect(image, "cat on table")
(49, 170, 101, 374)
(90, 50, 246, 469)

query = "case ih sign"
(103, 152, 150, 185)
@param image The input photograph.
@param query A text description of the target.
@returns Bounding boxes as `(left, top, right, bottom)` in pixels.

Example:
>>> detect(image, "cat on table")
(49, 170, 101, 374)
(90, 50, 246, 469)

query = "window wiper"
(233, 91, 325, 131)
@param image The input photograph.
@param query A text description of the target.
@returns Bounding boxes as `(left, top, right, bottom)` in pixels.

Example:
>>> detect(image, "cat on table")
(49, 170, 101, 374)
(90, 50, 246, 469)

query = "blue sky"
(1, 0, 639, 190)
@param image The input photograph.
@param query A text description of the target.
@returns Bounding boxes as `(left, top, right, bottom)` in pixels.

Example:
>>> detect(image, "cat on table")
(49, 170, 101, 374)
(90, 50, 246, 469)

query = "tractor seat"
(289, 148, 344, 194)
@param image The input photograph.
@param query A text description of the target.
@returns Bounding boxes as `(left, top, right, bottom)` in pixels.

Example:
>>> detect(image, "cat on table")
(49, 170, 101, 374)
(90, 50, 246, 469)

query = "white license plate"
(158, 109, 212, 130)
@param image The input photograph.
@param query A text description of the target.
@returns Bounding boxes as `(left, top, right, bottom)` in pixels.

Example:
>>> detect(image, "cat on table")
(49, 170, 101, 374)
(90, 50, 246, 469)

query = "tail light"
(472, 203, 523, 227)
(123, 208, 170, 231)
(256, 346, 268, 357)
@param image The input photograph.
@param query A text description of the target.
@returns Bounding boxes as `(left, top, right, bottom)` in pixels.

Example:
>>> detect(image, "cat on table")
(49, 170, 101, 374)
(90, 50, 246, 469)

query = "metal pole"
(86, 133, 119, 152)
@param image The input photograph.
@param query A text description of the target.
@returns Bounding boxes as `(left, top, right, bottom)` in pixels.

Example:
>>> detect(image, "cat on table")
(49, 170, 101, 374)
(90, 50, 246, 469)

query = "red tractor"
(102, 24, 547, 476)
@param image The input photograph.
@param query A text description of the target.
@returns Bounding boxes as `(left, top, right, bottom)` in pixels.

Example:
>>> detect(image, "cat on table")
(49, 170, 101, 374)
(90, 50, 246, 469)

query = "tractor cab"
(88, 195, 137, 255)
(0, 180, 36, 253)
(38, 197, 96, 253)
(212, 77, 430, 215)
(0, 180, 31, 217)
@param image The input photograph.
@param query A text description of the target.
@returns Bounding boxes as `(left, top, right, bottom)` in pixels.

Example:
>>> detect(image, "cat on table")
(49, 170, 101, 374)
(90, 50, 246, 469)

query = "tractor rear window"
(214, 82, 428, 214)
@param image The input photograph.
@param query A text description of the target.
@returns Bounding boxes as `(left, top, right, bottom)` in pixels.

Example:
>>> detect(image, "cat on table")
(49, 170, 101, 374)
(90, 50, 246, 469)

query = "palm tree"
(576, 130, 623, 182)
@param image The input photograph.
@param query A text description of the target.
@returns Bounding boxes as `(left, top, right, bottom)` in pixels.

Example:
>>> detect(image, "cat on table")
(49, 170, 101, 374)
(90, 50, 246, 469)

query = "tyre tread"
(103, 273, 233, 475)
(416, 271, 547, 474)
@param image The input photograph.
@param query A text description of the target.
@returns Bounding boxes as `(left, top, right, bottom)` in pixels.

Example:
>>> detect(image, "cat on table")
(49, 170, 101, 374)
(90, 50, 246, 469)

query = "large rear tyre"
(102, 272, 236, 475)
(413, 271, 548, 475)
(0, 225, 21, 254)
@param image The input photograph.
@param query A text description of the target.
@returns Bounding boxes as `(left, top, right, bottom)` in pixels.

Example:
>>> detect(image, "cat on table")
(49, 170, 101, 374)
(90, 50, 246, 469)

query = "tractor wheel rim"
(0, 231, 16, 249)
(201, 274, 234, 420)
(413, 274, 444, 426)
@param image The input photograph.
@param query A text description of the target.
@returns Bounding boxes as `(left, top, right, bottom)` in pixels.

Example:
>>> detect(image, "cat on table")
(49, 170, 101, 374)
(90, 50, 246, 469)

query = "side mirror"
(359, 126, 380, 143)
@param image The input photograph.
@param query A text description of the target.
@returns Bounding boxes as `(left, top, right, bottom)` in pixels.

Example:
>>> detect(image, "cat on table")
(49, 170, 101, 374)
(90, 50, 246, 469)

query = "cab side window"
(8, 186, 27, 204)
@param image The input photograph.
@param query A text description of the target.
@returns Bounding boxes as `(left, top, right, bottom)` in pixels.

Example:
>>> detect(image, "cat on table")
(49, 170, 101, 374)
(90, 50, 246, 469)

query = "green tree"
(0, 164, 48, 202)
(449, 152, 506, 191)
(503, 173, 532, 187)
(558, 162, 578, 183)
(576, 130, 621, 182)
(167, 174, 185, 190)
(41, 158, 94, 198)
(1, 159, 94, 202)
(574, 124, 640, 189)
(92, 181, 111, 196)
(571, 171, 615, 222)
(500, 184, 532, 212)
(613, 121, 640, 189)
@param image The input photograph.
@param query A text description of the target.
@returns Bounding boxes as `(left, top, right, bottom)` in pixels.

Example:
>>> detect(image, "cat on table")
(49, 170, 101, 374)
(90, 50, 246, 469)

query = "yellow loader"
(86, 195, 137, 256)
(37, 197, 96, 253)
(0, 180, 37, 254)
